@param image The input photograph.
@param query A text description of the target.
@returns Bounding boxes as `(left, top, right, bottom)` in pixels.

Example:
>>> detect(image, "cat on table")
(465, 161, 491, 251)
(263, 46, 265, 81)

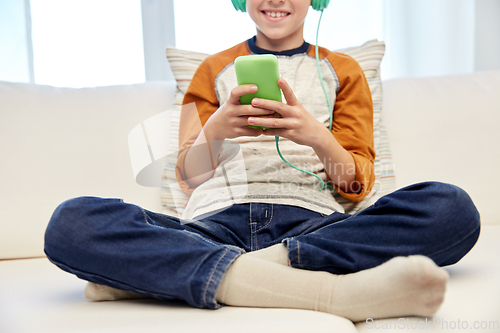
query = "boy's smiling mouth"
(262, 10, 290, 20)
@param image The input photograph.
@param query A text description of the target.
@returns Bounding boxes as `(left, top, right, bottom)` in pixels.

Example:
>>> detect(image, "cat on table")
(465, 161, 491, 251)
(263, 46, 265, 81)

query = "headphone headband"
(311, 0, 330, 11)
(231, 0, 247, 12)
(231, 0, 330, 12)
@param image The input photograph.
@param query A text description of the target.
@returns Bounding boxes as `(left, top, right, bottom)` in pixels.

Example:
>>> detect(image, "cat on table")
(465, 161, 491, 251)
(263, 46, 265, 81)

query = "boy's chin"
(257, 29, 290, 41)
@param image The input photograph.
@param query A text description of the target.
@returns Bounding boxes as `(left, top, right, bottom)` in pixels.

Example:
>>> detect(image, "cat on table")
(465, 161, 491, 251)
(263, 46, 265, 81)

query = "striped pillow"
(161, 40, 395, 217)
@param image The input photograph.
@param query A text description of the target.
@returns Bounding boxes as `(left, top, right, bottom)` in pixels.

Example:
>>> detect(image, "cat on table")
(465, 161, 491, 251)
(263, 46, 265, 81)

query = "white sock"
(84, 282, 150, 301)
(82, 243, 288, 302)
(246, 243, 290, 266)
(216, 254, 449, 322)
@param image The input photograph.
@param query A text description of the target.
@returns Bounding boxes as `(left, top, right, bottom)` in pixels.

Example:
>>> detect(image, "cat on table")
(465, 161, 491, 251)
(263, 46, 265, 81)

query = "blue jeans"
(44, 182, 480, 310)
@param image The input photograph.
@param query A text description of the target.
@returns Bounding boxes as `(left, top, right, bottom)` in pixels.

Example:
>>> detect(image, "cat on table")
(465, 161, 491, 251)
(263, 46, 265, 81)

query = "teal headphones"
(231, 0, 330, 12)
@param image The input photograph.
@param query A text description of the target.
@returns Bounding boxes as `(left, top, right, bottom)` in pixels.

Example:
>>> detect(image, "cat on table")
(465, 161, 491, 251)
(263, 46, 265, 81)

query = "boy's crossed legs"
(47, 182, 480, 322)
(85, 244, 449, 322)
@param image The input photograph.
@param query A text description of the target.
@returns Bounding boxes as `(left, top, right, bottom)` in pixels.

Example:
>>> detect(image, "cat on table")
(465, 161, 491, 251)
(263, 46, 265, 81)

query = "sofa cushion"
(0, 257, 357, 333)
(382, 70, 500, 225)
(0, 81, 176, 259)
(161, 40, 395, 217)
(2, 225, 499, 333)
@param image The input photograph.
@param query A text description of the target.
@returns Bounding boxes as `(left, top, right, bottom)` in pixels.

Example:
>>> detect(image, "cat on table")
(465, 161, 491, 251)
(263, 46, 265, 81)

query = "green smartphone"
(234, 54, 282, 129)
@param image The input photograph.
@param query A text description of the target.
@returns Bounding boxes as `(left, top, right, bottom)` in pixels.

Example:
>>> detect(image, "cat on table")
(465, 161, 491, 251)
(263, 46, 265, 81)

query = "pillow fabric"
(161, 40, 394, 217)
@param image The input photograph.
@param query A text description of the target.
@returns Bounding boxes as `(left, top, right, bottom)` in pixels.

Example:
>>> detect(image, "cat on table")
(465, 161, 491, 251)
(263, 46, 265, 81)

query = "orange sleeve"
(174, 58, 219, 195)
(175, 42, 250, 195)
(327, 51, 375, 202)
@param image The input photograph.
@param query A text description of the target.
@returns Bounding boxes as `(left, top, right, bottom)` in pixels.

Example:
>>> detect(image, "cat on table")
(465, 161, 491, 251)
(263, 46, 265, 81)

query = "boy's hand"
(247, 78, 331, 148)
(205, 84, 275, 140)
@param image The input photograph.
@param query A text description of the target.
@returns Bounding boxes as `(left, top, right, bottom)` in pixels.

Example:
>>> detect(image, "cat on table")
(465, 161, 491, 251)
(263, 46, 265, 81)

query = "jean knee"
(425, 183, 481, 265)
(44, 197, 122, 261)
(432, 182, 481, 235)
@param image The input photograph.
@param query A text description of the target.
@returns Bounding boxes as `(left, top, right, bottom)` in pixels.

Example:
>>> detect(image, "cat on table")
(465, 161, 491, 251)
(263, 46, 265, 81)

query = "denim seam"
(254, 230, 258, 251)
(255, 205, 274, 232)
(183, 229, 221, 247)
(203, 247, 245, 308)
(249, 203, 255, 251)
(284, 237, 300, 268)
(141, 208, 166, 229)
(203, 247, 230, 307)
(297, 240, 301, 267)
(143, 210, 222, 248)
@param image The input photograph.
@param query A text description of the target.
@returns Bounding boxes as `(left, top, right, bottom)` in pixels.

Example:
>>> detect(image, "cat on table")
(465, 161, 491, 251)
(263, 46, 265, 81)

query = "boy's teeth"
(266, 11, 287, 18)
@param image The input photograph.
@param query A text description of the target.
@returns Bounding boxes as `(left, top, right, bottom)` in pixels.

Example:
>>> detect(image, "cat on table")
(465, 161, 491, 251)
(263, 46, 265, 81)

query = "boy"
(44, 0, 480, 322)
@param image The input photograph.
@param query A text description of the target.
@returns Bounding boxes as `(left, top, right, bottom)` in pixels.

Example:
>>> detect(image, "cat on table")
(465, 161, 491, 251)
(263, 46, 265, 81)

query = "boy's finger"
(238, 105, 275, 117)
(229, 84, 258, 104)
(248, 115, 286, 129)
(251, 98, 289, 116)
(278, 78, 299, 106)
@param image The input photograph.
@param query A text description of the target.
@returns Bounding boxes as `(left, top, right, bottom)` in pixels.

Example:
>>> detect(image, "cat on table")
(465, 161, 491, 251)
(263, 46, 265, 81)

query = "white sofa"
(1, 69, 499, 333)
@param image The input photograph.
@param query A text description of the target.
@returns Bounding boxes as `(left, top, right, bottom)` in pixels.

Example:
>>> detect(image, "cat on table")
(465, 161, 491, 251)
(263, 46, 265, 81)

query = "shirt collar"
(247, 36, 310, 56)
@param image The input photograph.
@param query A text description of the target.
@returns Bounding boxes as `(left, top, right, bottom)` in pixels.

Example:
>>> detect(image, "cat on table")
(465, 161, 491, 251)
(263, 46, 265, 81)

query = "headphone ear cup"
(311, 0, 330, 11)
(232, 0, 247, 12)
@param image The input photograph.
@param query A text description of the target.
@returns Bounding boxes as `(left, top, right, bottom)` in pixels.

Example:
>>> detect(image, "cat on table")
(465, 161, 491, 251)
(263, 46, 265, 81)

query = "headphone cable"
(274, 9, 333, 191)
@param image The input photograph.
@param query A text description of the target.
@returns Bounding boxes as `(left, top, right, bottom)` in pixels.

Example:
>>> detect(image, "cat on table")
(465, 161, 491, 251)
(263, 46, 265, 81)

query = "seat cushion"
(0, 259, 356, 333)
(2, 225, 498, 333)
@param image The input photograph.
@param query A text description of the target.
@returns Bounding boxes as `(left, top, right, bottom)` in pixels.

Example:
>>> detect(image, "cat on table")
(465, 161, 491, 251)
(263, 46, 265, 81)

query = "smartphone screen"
(234, 54, 282, 105)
